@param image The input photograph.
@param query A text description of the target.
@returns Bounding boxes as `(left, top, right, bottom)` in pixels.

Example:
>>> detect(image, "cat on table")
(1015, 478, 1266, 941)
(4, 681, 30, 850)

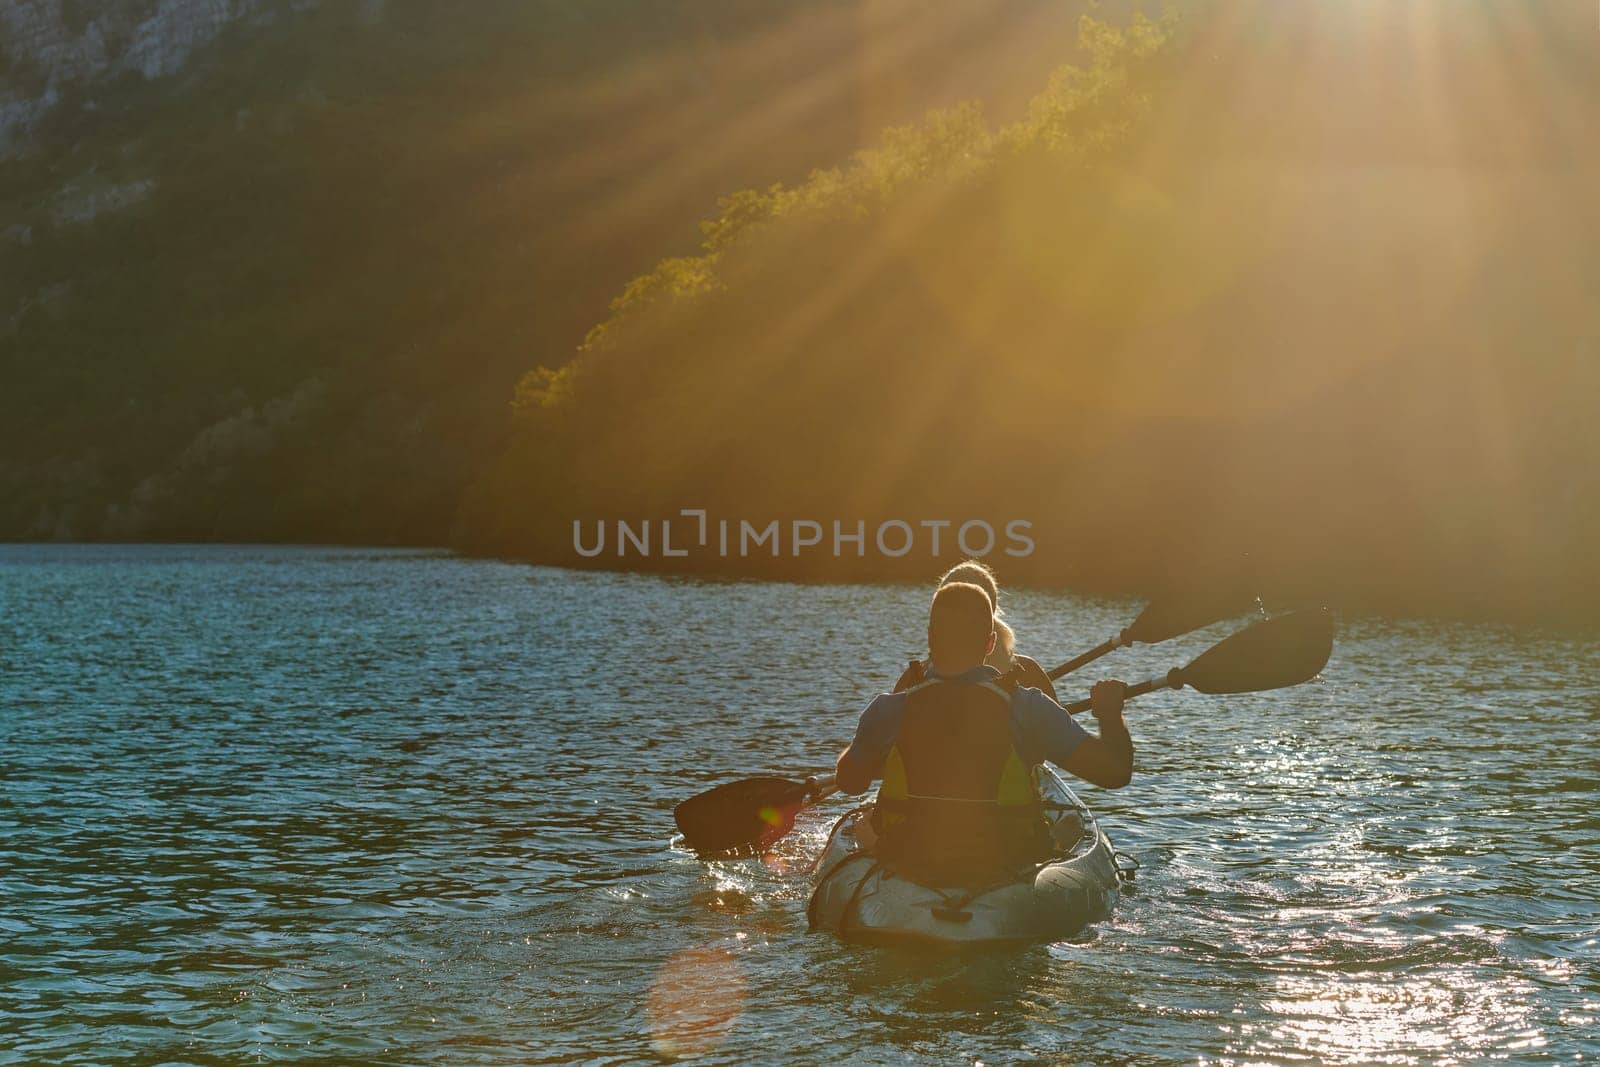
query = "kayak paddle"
(1062, 607, 1334, 713)
(1046, 575, 1261, 681)
(675, 610, 1330, 855)
(674, 774, 838, 855)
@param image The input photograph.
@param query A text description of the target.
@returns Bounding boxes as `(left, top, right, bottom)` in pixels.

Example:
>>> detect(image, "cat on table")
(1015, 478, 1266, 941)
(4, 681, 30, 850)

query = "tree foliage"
(461, 3, 1600, 624)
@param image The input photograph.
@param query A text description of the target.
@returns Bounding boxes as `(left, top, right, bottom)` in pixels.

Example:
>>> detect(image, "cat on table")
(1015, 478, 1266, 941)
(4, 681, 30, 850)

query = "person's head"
(927, 581, 997, 675)
(938, 559, 1002, 618)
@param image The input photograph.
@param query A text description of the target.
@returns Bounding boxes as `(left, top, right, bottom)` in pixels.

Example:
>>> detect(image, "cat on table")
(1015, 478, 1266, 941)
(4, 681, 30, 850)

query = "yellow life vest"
(874, 674, 1045, 883)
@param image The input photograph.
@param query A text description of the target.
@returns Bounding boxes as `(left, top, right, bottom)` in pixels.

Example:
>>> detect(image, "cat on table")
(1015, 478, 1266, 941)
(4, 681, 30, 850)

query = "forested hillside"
(2, 0, 1093, 542)
(459, 1, 1600, 624)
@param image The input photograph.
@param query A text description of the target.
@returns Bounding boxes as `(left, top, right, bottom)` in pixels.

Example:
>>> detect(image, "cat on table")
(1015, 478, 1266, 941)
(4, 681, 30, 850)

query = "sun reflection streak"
(1232, 968, 1549, 1067)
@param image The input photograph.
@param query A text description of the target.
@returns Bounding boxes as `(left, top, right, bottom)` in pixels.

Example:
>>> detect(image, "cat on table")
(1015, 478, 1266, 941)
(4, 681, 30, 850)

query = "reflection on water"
(0, 545, 1596, 1063)
(647, 947, 745, 1059)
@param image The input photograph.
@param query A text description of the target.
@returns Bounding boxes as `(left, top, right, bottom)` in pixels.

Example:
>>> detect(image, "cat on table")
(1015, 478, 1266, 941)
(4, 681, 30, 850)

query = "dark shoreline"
(7, 539, 1597, 635)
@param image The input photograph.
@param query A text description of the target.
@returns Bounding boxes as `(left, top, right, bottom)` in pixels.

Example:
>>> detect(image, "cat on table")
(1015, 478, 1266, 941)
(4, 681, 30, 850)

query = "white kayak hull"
(807, 766, 1119, 946)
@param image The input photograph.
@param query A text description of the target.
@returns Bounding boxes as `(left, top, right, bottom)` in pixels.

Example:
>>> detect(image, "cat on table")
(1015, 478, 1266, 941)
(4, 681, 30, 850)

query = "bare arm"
(836, 694, 898, 794)
(1014, 654, 1059, 703)
(891, 659, 924, 693)
(1059, 680, 1133, 789)
(835, 746, 878, 795)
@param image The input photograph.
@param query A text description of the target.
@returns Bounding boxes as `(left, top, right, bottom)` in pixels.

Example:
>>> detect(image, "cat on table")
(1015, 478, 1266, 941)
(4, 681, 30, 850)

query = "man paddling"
(834, 581, 1132, 882)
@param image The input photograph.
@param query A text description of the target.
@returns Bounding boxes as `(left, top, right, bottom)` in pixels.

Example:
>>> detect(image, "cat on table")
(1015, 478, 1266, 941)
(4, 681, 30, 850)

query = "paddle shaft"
(1046, 633, 1126, 681)
(1063, 670, 1177, 714)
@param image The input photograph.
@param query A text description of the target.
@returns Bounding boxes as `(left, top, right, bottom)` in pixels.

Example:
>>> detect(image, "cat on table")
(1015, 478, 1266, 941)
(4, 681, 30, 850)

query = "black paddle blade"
(673, 776, 809, 854)
(1123, 575, 1261, 645)
(1177, 608, 1334, 695)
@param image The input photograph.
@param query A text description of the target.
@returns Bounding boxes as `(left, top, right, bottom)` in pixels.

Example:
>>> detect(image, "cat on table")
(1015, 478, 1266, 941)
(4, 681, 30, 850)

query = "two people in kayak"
(835, 563, 1131, 882)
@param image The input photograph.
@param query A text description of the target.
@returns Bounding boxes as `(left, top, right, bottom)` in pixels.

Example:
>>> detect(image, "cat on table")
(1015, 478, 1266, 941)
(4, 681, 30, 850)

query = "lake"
(1, 545, 1596, 1064)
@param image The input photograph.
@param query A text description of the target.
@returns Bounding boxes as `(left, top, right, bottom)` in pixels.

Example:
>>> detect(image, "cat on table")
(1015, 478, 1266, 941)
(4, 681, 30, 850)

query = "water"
(1, 545, 1596, 1065)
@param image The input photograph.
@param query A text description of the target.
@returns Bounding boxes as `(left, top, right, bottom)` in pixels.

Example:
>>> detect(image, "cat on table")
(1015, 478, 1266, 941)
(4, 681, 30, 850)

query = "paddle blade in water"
(1178, 608, 1334, 695)
(673, 776, 808, 854)
(1123, 575, 1261, 645)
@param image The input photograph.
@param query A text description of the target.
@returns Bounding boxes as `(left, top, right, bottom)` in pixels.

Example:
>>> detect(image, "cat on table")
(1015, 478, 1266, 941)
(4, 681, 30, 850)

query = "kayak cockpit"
(807, 766, 1120, 946)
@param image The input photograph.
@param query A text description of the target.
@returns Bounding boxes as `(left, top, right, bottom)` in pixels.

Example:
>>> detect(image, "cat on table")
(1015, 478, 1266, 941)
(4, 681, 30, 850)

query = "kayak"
(806, 765, 1121, 946)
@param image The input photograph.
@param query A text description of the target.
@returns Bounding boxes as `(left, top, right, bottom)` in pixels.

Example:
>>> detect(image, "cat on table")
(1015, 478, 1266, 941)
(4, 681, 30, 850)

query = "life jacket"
(895, 653, 1024, 694)
(873, 672, 1047, 884)
(893, 658, 926, 693)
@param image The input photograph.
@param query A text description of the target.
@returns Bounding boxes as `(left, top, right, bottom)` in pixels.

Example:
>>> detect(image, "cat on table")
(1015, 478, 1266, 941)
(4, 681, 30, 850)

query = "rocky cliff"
(1, 0, 1089, 547)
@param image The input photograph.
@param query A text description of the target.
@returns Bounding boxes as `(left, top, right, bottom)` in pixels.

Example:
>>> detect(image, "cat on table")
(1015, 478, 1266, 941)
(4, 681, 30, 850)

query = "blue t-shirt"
(839, 665, 1090, 783)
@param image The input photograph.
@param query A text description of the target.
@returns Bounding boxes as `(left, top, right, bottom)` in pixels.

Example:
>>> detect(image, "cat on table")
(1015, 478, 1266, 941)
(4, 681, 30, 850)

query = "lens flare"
(646, 946, 745, 1060)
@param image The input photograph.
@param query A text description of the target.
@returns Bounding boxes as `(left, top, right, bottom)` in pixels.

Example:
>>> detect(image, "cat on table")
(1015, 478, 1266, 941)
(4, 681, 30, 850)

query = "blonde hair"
(938, 559, 1003, 617)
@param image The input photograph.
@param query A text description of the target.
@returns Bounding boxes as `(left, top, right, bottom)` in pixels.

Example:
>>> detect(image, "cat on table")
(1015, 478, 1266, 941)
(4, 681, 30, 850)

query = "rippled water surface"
(2, 545, 1597, 1064)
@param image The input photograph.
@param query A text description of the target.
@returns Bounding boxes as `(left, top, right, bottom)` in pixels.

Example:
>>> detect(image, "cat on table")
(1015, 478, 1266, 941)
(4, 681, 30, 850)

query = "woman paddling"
(894, 560, 1058, 700)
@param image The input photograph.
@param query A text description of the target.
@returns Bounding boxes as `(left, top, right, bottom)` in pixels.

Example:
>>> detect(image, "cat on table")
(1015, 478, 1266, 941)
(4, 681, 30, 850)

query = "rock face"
(0, 0, 363, 156)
